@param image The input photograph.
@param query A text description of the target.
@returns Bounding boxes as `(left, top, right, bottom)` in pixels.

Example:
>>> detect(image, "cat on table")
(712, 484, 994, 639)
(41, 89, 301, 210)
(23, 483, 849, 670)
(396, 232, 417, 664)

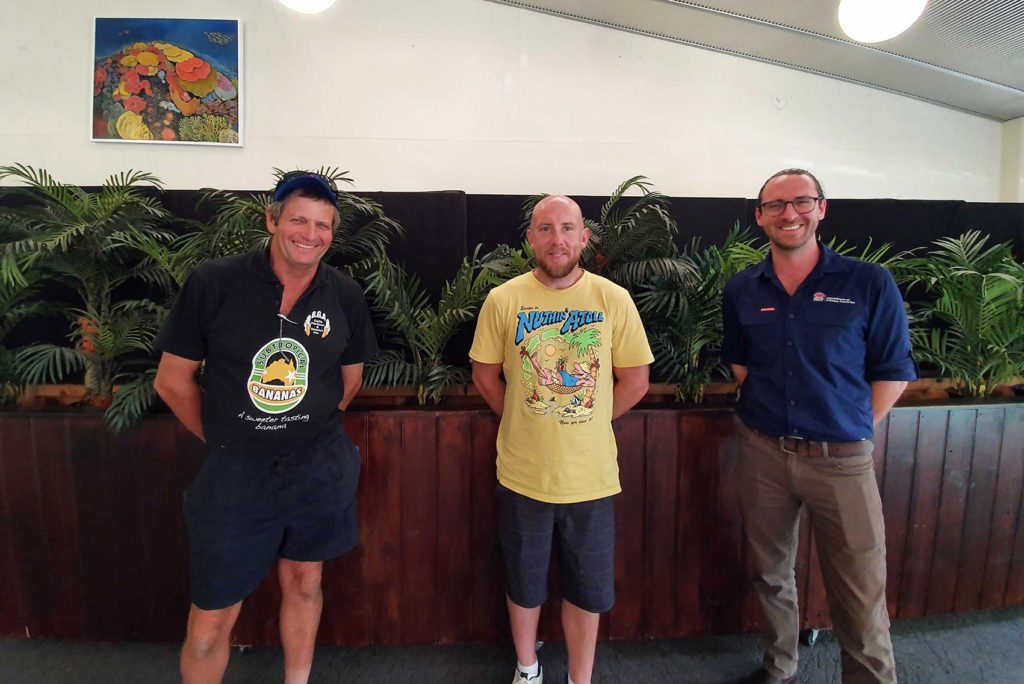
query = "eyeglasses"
(757, 196, 822, 217)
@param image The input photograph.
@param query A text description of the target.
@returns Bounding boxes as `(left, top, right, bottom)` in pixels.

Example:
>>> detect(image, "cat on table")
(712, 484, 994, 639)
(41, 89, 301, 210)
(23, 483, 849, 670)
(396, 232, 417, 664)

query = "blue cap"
(272, 172, 338, 205)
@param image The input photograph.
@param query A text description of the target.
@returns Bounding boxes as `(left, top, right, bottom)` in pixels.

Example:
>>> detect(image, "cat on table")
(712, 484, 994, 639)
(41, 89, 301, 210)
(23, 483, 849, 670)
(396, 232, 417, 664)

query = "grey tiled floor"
(1, 607, 1021, 683)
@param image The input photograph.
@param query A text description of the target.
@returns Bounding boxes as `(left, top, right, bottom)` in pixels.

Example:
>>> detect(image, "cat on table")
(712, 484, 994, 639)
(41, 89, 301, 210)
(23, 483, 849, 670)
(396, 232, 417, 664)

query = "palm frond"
(105, 369, 158, 432)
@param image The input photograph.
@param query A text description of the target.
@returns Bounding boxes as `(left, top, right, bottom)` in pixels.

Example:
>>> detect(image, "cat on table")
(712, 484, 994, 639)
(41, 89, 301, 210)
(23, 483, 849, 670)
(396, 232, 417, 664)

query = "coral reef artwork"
(93, 18, 242, 145)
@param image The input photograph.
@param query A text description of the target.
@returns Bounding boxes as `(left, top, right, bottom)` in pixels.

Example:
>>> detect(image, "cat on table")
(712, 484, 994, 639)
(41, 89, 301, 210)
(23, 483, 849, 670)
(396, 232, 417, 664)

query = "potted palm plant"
(0, 164, 175, 427)
(362, 245, 527, 404)
(893, 230, 1024, 397)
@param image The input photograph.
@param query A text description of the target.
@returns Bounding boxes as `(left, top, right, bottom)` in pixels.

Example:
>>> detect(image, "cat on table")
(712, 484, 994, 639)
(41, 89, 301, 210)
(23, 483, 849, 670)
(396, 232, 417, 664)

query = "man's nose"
(780, 202, 800, 219)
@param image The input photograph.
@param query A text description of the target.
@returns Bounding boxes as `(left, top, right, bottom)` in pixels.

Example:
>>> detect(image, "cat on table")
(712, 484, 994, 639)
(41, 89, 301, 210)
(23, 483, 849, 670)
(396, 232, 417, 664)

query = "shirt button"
(788, 314, 795, 319)
(787, 371, 794, 376)
(786, 341, 793, 347)
(789, 400, 795, 406)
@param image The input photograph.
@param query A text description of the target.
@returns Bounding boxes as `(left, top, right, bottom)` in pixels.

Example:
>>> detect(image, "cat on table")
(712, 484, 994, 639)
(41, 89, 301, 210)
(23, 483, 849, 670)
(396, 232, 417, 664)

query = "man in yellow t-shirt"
(470, 195, 653, 684)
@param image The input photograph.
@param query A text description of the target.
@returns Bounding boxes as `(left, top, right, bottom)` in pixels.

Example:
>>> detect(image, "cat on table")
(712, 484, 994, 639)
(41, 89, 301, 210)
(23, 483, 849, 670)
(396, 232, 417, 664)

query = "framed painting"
(92, 18, 243, 146)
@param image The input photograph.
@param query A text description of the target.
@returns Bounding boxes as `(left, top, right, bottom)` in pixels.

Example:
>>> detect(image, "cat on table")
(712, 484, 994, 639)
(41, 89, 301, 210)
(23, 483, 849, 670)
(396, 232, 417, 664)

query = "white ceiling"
(485, 0, 1024, 121)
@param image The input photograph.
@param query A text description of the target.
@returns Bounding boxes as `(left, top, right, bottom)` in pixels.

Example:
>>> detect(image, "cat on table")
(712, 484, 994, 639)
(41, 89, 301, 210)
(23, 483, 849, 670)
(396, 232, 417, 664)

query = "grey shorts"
(183, 423, 361, 610)
(496, 483, 616, 614)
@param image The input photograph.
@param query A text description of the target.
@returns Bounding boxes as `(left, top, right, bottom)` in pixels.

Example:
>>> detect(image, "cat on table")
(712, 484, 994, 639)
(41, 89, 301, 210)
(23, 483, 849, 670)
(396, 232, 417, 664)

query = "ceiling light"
(838, 0, 927, 43)
(278, 0, 337, 14)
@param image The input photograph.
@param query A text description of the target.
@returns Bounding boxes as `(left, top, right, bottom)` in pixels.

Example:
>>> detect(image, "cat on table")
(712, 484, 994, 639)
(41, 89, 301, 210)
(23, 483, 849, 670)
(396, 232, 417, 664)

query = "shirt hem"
(497, 477, 621, 504)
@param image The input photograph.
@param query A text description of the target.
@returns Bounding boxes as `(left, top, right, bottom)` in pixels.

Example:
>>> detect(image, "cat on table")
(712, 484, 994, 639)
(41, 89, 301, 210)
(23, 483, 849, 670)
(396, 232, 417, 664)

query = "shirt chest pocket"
(737, 311, 783, 367)
(802, 304, 867, 359)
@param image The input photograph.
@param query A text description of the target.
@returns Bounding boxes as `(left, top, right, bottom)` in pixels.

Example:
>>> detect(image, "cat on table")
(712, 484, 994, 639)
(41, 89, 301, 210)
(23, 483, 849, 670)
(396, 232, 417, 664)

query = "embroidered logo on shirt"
(303, 310, 331, 338)
(760, 306, 776, 312)
(812, 292, 856, 305)
(247, 338, 310, 414)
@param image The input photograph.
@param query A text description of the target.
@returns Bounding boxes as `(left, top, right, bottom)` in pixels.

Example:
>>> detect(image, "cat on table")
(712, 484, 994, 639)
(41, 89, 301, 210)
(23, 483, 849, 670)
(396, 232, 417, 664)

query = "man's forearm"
(871, 380, 908, 425)
(155, 381, 205, 442)
(339, 381, 361, 411)
(611, 378, 648, 420)
(473, 376, 506, 416)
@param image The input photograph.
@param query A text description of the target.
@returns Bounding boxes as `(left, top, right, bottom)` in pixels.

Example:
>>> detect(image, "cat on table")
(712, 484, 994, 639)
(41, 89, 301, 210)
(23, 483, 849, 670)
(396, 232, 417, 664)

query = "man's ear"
(265, 206, 277, 233)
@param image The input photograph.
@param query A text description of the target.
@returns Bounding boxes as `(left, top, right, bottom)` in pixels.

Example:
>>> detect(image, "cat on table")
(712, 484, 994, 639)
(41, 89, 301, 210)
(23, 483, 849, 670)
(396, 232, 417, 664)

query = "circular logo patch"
(247, 337, 310, 414)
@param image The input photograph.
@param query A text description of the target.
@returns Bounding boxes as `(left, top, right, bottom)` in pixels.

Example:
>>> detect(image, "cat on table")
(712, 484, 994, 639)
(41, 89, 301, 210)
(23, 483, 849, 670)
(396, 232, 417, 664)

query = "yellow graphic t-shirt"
(469, 271, 654, 503)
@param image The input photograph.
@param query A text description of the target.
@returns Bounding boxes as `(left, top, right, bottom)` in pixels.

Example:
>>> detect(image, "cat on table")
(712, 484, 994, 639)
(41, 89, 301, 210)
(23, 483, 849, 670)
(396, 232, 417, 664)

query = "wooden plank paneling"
(881, 408, 919, 617)
(363, 413, 403, 644)
(2, 404, 1022, 646)
(435, 413, 474, 643)
(642, 412, 678, 636)
(1003, 408, 1024, 606)
(469, 413, 504, 643)
(673, 413, 705, 636)
(399, 415, 439, 643)
(897, 410, 947, 618)
(927, 409, 976, 615)
(700, 412, 747, 635)
(30, 417, 84, 638)
(954, 408, 1004, 612)
(983, 408, 1024, 608)
(609, 413, 645, 640)
(0, 416, 29, 637)
(321, 413, 369, 645)
(67, 416, 129, 640)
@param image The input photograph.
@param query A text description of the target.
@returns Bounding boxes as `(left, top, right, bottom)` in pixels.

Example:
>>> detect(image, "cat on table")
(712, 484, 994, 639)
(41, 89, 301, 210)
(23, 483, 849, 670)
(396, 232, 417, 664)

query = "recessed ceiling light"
(838, 0, 928, 43)
(278, 0, 337, 15)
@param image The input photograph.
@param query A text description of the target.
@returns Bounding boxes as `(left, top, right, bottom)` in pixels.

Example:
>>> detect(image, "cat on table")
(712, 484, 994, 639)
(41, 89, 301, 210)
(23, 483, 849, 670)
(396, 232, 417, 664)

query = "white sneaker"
(512, 664, 543, 683)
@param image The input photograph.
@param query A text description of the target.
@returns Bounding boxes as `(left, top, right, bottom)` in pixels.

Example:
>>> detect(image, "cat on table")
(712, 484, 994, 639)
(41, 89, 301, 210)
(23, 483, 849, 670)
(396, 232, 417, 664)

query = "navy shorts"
(183, 423, 361, 610)
(496, 484, 616, 614)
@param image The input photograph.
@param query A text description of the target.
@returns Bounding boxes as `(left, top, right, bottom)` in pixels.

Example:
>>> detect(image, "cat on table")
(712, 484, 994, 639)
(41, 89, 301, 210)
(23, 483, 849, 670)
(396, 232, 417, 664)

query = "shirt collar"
(251, 248, 330, 286)
(747, 241, 850, 280)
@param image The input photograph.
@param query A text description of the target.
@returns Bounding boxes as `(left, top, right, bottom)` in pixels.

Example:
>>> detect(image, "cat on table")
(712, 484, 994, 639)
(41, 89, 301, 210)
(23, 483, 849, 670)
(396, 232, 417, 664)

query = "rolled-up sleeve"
(864, 269, 917, 382)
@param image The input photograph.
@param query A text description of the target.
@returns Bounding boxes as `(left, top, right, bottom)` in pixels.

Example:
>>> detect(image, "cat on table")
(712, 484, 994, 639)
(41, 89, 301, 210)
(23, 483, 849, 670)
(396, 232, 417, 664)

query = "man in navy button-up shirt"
(722, 169, 915, 684)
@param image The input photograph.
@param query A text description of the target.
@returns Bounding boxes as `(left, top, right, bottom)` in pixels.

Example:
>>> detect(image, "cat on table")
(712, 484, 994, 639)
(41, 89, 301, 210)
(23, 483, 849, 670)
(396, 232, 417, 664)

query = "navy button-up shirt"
(722, 245, 917, 442)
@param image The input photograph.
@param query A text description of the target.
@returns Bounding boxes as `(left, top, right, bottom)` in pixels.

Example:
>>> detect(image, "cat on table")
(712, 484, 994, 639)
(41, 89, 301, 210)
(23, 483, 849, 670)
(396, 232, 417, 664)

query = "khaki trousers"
(735, 419, 896, 684)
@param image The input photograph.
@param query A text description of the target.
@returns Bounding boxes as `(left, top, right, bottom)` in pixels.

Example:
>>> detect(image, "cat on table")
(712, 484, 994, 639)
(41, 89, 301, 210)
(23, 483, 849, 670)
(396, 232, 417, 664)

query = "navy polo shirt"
(155, 250, 378, 449)
(721, 244, 916, 442)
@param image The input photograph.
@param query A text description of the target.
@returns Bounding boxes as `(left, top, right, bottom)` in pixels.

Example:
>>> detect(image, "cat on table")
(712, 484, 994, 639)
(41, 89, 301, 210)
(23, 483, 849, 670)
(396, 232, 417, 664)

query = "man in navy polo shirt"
(722, 169, 916, 684)
(154, 171, 378, 684)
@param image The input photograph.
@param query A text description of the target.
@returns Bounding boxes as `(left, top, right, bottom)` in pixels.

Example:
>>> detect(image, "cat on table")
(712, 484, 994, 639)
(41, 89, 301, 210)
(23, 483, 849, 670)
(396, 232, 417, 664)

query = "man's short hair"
(757, 168, 826, 203)
(268, 188, 341, 231)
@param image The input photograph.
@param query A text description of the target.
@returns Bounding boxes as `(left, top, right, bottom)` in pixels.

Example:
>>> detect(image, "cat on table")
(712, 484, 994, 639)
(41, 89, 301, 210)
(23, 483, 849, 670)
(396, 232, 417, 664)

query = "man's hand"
(154, 352, 205, 442)
(611, 365, 650, 420)
(730, 363, 748, 386)
(472, 361, 506, 416)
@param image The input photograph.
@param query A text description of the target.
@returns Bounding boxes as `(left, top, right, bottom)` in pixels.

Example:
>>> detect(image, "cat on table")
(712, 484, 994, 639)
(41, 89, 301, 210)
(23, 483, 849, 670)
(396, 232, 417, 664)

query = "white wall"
(0, 0, 1006, 200)
(1001, 117, 1024, 202)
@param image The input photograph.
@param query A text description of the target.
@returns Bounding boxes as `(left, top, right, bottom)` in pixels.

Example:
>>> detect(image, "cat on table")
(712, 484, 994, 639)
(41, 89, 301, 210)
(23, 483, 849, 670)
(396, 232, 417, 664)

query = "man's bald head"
(530, 195, 584, 231)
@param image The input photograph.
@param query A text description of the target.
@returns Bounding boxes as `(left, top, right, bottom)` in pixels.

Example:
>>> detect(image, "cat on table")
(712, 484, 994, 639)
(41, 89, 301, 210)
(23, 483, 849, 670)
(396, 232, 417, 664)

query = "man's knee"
(185, 606, 237, 659)
(280, 561, 323, 602)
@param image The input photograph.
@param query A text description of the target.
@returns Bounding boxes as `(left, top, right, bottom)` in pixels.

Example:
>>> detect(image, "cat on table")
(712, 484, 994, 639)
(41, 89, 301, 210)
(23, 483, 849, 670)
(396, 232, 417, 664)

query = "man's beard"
(536, 255, 580, 280)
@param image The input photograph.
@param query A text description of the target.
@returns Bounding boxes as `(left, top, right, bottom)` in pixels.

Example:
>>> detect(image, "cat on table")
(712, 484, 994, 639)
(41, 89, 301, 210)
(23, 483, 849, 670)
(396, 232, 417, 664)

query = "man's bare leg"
(562, 600, 599, 684)
(278, 559, 324, 684)
(508, 595, 542, 669)
(180, 601, 243, 684)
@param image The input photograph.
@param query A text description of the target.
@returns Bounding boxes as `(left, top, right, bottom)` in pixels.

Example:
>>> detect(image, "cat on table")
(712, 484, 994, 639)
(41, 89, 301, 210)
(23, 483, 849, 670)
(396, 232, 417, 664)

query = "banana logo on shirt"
(515, 307, 603, 420)
(247, 338, 310, 414)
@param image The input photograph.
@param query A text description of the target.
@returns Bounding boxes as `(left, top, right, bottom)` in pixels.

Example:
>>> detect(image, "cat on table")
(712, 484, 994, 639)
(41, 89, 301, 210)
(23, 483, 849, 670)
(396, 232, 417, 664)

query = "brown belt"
(746, 425, 869, 458)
